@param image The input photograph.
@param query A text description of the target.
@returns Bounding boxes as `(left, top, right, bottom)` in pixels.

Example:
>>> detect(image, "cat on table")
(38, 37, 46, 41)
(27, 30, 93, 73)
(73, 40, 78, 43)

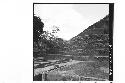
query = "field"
(34, 55, 109, 81)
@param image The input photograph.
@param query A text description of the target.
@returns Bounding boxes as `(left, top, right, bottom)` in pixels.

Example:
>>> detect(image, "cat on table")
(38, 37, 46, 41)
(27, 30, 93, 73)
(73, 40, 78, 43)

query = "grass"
(46, 61, 109, 81)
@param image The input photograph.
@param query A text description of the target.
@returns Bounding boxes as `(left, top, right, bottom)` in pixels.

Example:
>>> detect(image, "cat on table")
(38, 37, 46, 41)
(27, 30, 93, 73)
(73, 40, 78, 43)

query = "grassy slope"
(68, 15, 109, 58)
(46, 61, 109, 81)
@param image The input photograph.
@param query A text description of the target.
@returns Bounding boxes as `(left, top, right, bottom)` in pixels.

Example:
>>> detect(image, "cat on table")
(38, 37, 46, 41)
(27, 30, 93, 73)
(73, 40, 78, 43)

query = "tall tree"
(33, 16, 44, 57)
(33, 16, 44, 43)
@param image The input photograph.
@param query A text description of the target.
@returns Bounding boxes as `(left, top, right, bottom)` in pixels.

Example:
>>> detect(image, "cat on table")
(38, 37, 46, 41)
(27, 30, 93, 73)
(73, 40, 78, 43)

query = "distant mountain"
(68, 15, 109, 57)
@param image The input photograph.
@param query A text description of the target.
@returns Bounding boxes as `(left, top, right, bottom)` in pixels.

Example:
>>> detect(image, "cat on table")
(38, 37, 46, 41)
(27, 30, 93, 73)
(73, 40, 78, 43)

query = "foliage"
(33, 16, 44, 42)
(33, 15, 65, 58)
(68, 15, 109, 60)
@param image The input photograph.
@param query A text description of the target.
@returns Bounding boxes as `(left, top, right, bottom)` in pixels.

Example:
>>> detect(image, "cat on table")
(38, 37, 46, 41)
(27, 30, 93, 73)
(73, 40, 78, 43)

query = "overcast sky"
(34, 4, 109, 40)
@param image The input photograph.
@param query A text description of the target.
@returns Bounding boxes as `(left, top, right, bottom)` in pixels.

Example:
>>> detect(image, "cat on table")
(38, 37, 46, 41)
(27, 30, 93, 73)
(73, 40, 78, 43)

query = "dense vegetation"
(33, 15, 66, 58)
(67, 15, 109, 61)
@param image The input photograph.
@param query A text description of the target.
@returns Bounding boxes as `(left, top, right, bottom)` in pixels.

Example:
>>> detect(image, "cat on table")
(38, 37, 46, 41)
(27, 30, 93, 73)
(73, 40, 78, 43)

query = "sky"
(34, 4, 109, 40)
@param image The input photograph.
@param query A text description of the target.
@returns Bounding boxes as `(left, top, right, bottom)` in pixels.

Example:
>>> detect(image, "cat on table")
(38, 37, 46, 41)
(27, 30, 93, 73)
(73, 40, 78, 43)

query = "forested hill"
(67, 15, 109, 57)
(33, 15, 109, 59)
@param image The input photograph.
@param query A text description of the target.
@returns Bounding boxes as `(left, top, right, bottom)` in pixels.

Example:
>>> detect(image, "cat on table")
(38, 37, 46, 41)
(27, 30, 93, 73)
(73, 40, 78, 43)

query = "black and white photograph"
(33, 3, 113, 81)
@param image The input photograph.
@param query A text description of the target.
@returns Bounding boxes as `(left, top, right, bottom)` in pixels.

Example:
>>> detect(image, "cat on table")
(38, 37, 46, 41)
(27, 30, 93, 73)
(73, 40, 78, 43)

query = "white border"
(1, 0, 125, 83)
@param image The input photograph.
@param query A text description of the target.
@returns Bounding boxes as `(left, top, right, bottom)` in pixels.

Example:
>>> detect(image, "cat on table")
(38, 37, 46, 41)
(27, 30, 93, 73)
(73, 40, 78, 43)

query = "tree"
(33, 16, 44, 43)
(33, 15, 64, 57)
(33, 15, 44, 57)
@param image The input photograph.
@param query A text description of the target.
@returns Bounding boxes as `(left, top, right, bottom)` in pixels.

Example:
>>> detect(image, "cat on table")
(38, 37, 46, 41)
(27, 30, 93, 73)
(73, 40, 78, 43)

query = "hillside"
(67, 15, 109, 59)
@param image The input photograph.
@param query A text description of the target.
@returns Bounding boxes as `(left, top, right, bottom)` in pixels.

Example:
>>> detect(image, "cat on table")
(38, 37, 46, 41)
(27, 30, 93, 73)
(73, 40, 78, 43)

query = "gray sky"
(34, 4, 109, 40)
